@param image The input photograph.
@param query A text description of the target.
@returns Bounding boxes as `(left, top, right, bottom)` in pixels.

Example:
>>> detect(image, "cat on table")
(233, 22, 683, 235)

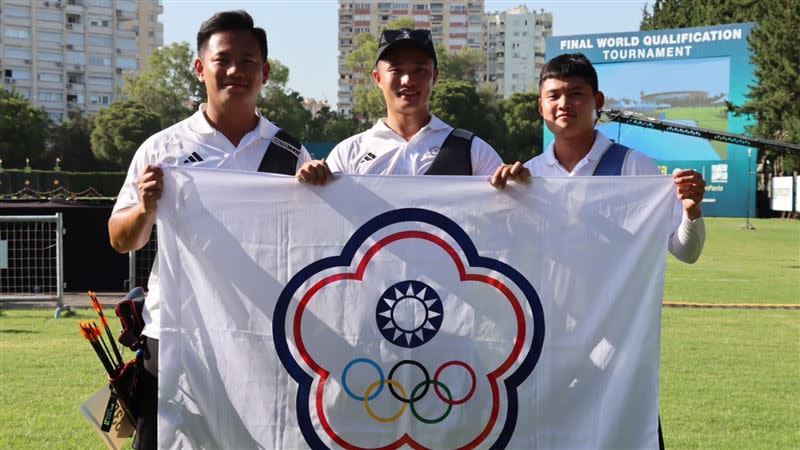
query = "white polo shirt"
(113, 104, 311, 339)
(326, 115, 503, 176)
(525, 131, 661, 176)
(525, 130, 706, 263)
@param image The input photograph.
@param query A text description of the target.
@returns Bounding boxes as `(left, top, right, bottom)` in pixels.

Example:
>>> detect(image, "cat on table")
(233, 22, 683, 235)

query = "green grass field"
(1, 217, 798, 449)
(665, 218, 800, 304)
(656, 106, 730, 158)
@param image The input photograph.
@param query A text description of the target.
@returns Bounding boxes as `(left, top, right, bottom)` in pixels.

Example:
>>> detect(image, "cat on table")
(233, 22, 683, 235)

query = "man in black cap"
(297, 28, 509, 183)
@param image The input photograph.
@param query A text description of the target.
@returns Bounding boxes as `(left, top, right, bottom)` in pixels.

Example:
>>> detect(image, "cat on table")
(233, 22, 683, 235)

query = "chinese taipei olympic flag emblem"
(274, 208, 545, 449)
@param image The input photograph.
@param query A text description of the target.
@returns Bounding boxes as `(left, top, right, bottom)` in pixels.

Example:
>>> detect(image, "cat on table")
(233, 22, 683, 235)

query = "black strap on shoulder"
(425, 128, 474, 176)
(258, 129, 302, 175)
(592, 142, 631, 176)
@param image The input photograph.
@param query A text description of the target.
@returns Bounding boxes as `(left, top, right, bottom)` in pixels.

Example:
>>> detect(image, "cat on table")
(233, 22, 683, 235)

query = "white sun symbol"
(376, 280, 443, 348)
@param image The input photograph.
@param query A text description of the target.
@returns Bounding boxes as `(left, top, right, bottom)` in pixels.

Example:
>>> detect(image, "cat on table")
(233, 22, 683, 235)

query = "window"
(66, 14, 82, 24)
(116, 38, 137, 50)
(40, 52, 63, 63)
(40, 91, 64, 102)
(38, 30, 62, 42)
(65, 33, 85, 47)
(4, 47, 32, 60)
(89, 17, 111, 27)
(116, 57, 137, 70)
(88, 55, 112, 66)
(4, 28, 30, 39)
(66, 93, 85, 104)
(88, 74, 114, 86)
(8, 69, 31, 80)
(39, 72, 63, 82)
(38, 10, 62, 21)
(88, 35, 113, 47)
(90, 95, 111, 105)
(116, 0, 138, 12)
(4, 5, 31, 18)
(65, 51, 86, 65)
(67, 72, 84, 84)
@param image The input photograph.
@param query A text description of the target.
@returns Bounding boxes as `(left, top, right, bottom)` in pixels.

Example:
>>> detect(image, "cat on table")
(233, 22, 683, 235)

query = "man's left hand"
(673, 169, 705, 220)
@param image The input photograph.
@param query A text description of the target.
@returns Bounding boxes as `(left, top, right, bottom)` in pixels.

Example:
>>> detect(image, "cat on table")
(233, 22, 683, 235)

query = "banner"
(547, 23, 757, 217)
(156, 167, 679, 449)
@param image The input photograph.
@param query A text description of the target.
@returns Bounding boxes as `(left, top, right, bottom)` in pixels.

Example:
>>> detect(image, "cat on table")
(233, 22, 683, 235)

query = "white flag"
(156, 167, 679, 449)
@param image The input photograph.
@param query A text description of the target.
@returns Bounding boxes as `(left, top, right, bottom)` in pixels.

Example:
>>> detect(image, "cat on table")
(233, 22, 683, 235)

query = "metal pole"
(128, 250, 136, 291)
(54, 212, 73, 317)
(739, 148, 757, 231)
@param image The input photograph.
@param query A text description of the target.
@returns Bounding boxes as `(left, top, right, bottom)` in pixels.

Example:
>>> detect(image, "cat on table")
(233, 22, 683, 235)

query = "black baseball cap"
(375, 28, 437, 67)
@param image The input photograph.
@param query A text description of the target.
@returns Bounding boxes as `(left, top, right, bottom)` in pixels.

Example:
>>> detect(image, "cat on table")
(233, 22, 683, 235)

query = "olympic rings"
(434, 360, 477, 405)
(341, 358, 476, 423)
(409, 380, 453, 424)
(342, 358, 384, 401)
(388, 360, 430, 404)
(363, 379, 407, 423)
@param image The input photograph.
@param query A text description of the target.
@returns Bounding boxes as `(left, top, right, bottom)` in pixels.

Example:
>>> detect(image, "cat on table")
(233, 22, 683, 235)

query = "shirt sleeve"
(112, 141, 152, 214)
(668, 215, 706, 263)
(325, 141, 350, 173)
(625, 148, 706, 263)
(294, 145, 313, 173)
(470, 136, 504, 176)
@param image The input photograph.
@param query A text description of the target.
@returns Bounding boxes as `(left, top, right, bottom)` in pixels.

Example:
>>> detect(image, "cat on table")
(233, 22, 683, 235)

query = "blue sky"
(161, 0, 649, 106)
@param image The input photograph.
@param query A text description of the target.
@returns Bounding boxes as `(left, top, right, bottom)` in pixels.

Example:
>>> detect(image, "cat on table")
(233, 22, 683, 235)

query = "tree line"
(2, 7, 797, 172)
(1, 34, 541, 171)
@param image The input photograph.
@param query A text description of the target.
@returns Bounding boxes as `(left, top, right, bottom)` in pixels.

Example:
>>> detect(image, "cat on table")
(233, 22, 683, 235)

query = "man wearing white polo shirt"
(108, 10, 310, 449)
(296, 28, 503, 182)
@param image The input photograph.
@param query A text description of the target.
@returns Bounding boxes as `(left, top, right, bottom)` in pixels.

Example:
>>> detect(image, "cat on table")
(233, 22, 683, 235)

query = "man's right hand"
(297, 160, 333, 185)
(490, 162, 531, 189)
(137, 165, 163, 215)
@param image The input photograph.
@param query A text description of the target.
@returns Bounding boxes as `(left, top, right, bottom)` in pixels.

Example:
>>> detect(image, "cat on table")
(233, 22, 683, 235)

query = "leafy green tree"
(345, 18, 416, 120)
(430, 79, 502, 148)
(0, 89, 49, 167)
(305, 106, 367, 142)
(641, 0, 800, 172)
(258, 59, 312, 139)
(51, 113, 102, 171)
(437, 45, 486, 83)
(500, 92, 543, 162)
(90, 100, 161, 168)
(123, 42, 204, 129)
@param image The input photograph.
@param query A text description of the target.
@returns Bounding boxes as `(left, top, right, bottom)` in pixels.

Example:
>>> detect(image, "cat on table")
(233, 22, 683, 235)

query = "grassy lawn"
(0, 309, 118, 450)
(1, 217, 798, 448)
(665, 218, 800, 304)
(661, 308, 800, 449)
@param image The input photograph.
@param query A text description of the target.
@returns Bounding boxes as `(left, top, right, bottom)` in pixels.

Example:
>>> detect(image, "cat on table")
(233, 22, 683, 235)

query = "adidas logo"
(359, 152, 376, 165)
(182, 152, 204, 164)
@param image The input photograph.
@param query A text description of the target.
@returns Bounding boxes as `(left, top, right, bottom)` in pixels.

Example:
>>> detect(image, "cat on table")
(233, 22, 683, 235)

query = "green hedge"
(0, 169, 126, 198)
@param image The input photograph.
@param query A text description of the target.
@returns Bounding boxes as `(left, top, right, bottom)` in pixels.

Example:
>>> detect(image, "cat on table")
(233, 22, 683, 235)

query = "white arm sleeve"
(668, 214, 706, 263)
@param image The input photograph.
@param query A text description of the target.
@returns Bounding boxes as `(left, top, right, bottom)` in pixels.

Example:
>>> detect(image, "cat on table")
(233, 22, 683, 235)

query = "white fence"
(0, 213, 70, 317)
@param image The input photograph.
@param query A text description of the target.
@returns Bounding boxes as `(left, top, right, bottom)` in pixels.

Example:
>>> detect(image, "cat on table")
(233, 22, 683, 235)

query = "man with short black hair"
(296, 28, 504, 183)
(493, 52, 705, 449)
(494, 53, 706, 263)
(108, 10, 311, 449)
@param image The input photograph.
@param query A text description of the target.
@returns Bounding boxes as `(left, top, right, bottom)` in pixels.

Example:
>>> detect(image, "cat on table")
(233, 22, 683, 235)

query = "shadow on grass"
(0, 329, 39, 334)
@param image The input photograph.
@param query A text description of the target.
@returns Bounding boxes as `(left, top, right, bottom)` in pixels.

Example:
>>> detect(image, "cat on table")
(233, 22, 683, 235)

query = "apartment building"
(484, 5, 552, 98)
(337, 0, 485, 115)
(0, 0, 163, 122)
